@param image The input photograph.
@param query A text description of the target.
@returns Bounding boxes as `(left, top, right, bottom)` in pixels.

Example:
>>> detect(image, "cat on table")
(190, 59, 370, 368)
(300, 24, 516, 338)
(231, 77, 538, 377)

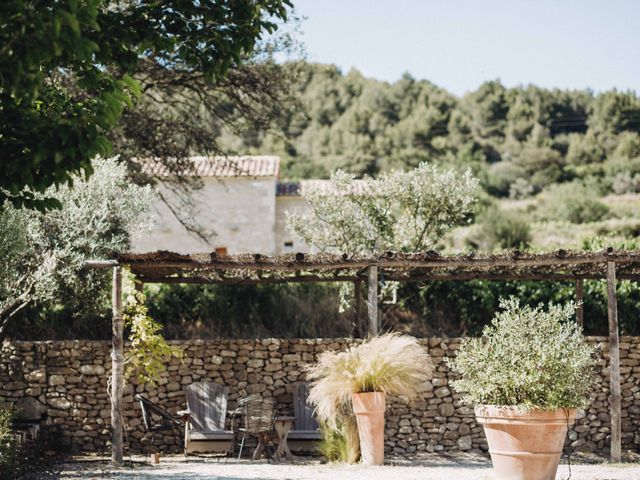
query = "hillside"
(223, 62, 640, 251)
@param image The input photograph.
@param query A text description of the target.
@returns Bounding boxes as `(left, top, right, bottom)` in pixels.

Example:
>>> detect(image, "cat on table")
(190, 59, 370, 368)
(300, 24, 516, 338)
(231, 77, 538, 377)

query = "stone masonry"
(1, 337, 639, 455)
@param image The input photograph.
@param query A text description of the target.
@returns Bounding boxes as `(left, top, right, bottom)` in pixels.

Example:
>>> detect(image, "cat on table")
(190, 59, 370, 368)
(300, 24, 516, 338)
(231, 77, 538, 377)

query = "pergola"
(86, 248, 640, 464)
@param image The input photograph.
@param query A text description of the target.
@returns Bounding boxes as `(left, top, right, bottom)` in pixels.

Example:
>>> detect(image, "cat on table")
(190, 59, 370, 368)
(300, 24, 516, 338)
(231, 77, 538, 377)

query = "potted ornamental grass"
(307, 333, 433, 465)
(448, 297, 596, 480)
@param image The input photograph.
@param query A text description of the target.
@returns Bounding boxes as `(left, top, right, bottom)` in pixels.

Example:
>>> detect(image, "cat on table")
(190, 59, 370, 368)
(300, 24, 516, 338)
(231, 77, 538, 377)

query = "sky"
(291, 0, 640, 96)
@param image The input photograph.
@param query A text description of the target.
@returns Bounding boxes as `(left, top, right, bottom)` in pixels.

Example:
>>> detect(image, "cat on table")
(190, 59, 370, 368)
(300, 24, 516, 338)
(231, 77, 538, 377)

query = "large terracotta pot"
(352, 391, 386, 465)
(475, 405, 576, 480)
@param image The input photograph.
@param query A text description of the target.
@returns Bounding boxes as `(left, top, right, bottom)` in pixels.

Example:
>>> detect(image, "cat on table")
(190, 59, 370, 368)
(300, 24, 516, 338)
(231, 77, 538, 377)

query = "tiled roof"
(141, 156, 280, 178)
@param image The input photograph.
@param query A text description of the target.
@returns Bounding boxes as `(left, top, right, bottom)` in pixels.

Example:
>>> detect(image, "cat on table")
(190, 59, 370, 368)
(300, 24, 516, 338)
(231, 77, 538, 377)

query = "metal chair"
(234, 395, 278, 461)
(135, 394, 183, 457)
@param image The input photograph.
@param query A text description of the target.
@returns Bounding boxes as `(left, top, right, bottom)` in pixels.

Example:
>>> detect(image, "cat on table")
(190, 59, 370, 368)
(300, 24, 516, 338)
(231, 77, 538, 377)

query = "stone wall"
(1, 337, 639, 455)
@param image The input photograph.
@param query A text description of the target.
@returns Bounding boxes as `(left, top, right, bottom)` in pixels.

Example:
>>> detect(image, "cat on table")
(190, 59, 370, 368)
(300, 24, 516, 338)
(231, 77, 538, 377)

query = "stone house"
(131, 156, 316, 255)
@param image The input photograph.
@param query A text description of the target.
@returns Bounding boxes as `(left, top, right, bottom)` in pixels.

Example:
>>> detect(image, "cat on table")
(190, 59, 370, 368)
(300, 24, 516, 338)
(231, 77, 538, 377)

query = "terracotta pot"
(352, 391, 386, 465)
(475, 405, 576, 480)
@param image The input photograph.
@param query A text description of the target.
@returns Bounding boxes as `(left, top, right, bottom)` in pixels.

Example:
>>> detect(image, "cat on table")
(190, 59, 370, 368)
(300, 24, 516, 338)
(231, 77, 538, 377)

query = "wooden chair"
(136, 394, 184, 457)
(288, 383, 322, 451)
(182, 381, 234, 456)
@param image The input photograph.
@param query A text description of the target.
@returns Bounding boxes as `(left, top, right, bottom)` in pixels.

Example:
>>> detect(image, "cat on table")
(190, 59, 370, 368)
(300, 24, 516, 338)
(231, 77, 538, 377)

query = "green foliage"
(287, 164, 478, 254)
(145, 282, 347, 339)
(123, 291, 183, 386)
(0, 157, 153, 340)
(221, 63, 639, 202)
(318, 417, 360, 464)
(448, 297, 596, 409)
(0, 408, 20, 479)
(541, 182, 609, 224)
(476, 207, 532, 250)
(0, 0, 292, 209)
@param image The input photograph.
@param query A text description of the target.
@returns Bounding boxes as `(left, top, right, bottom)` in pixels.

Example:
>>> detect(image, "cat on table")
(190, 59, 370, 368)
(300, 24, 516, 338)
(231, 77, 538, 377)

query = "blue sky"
(291, 0, 640, 96)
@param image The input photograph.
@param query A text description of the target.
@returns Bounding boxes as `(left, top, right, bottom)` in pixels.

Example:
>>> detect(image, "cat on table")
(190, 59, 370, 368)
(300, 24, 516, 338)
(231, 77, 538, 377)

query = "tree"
(0, 157, 153, 340)
(0, 0, 292, 210)
(286, 163, 478, 255)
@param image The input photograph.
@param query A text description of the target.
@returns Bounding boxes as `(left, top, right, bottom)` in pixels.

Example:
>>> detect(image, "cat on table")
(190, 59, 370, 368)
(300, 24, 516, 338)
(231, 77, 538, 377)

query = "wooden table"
(273, 416, 296, 461)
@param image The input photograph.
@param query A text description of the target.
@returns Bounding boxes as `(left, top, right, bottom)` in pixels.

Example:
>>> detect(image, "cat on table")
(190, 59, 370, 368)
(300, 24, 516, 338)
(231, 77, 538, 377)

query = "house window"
(215, 247, 228, 255)
(283, 241, 294, 252)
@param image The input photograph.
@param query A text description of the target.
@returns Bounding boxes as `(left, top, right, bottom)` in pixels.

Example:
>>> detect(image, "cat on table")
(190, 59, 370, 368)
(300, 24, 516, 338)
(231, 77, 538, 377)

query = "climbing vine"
(123, 290, 183, 386)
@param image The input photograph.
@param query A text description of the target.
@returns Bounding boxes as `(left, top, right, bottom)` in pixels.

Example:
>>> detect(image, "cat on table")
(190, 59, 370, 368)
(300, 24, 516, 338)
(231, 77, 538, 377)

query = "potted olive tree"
(307, 333, 433, 465)
(448, 297, 596, 480)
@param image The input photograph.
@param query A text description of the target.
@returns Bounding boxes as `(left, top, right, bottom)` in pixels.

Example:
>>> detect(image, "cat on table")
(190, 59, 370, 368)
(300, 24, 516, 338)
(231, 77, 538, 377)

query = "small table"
(273, 416, 296, 461)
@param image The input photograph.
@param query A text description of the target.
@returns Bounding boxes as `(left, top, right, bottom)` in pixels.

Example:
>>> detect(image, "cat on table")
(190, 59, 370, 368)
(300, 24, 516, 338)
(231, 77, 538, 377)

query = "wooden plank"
(367, 266, 378, 337)
(137, 274, 357, 285)
(135, 271, 640, 285)
(607, 261, 622, 462)
(576, 278, 584, 329)
(111, 266, 124, 465)
(85, 259, 119, 269)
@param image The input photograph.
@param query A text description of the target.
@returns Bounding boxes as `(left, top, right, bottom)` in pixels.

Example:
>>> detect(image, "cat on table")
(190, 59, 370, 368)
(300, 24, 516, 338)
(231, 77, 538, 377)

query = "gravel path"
(55, 454, 640, 480)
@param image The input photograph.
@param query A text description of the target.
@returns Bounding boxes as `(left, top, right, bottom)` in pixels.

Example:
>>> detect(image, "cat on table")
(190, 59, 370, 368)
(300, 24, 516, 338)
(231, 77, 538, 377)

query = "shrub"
(448, 297, 596, 410)
(478, 207, 531, 250)
(541, 182, 609, 224)
(0, 408, 20, 479)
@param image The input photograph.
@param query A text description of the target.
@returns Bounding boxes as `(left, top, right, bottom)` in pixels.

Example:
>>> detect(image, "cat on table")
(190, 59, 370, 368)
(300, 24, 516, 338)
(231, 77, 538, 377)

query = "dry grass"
(307, 333, 433, 428)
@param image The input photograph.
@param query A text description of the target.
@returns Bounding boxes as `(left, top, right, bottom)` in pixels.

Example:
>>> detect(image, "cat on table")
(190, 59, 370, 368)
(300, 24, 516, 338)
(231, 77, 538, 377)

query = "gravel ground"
(53, 454, 640, 480)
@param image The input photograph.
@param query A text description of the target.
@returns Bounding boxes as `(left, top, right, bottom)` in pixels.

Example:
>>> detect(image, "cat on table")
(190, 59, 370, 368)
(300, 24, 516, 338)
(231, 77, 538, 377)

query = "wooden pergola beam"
(132, 271, 640, 284)
(136, 274, 358, 285)
(118, 251, 640, 273)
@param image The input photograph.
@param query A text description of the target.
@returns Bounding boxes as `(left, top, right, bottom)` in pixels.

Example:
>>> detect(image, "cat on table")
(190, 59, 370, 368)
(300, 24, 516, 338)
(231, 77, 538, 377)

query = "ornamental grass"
(307, 333, 433, 429)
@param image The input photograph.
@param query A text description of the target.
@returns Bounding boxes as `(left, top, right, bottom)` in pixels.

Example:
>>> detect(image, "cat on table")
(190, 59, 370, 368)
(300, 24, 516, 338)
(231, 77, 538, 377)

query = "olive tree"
(0, 157, 154, 340)
(286, 163, 478, 312)
(287, 163, 478, 255)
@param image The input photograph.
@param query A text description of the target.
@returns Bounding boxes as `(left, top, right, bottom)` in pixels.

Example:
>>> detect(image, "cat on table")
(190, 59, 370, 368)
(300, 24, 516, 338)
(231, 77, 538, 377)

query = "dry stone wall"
(1, 337, 639, 455)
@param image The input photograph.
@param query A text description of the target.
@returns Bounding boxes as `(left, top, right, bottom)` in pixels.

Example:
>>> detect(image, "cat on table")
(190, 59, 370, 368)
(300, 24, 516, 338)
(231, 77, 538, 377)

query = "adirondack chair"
(182, 381, 234, 455)
(288, 383, 322, 451)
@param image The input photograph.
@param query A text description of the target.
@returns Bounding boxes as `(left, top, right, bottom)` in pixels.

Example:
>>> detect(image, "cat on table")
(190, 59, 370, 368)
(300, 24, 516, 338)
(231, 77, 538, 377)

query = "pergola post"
(607, 261, 622, 462)
(575, 278, 584, 329)
(352, 280, 362, 338)
(367, 266, 379, 337)
(111, 266, 124, 465)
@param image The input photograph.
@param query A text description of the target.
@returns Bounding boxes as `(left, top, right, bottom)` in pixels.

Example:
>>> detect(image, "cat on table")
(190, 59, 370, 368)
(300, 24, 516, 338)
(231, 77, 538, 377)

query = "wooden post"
(111, 266, 124, 465)
(367, 266, 378, 337)
(607, 262, 622, 462)
(575, 278, 584, 329)
(352, 280, 362, 338)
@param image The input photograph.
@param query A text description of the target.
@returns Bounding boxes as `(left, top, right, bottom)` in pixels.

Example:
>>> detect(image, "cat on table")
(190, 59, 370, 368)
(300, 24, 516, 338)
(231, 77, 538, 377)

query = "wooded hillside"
(229, 62, 640, 202)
